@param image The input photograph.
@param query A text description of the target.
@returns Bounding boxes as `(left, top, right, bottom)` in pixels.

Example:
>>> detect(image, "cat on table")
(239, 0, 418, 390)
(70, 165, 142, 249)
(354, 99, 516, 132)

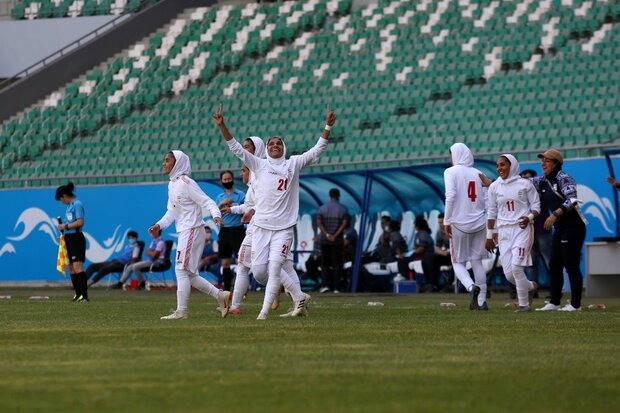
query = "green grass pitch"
(0, 288, 618, 413)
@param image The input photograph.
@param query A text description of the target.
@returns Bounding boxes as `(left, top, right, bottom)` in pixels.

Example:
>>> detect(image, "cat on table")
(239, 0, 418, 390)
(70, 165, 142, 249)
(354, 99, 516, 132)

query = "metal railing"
(1, 142, 618, 190)
(0, 11, 133, 90)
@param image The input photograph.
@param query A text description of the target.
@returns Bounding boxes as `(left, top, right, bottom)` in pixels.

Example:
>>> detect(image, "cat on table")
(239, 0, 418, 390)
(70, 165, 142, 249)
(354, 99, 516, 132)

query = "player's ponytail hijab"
(169, 150, 192, 180)
(498, 153, 520, 183)
(449, 142, 474, 167)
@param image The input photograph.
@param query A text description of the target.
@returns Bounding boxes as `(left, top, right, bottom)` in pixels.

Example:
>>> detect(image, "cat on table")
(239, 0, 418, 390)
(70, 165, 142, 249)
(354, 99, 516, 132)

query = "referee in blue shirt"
(215, 170, 246, 291)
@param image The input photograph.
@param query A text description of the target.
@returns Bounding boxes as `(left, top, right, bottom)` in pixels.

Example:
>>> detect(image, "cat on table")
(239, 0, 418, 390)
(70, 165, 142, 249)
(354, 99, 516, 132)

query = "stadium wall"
(0, 159, 616, 284)
(0, 15, 121, 78)
(0, 0, 217, 122)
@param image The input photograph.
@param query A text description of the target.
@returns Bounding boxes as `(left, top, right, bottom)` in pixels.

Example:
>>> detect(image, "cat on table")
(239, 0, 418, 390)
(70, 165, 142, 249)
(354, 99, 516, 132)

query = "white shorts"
(251, 226, 293, 267)
(175, 225, 205, 274)
(498, 224, 534, 274)
(238, 223, 254, 268)
(450, 226, 486, 263)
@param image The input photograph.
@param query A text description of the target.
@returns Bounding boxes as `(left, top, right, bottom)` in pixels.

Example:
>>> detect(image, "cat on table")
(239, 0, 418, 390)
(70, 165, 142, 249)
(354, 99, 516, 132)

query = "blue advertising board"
(1, 156, 617, 283)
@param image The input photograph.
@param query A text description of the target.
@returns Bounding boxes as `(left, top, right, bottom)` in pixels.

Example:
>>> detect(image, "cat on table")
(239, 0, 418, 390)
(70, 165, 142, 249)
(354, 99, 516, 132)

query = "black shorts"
(65, 232, 86, 263)
(218, 226, 246, 259)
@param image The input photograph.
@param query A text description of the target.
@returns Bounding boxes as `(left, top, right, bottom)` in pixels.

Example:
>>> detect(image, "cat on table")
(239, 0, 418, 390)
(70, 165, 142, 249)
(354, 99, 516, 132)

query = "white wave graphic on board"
(577, 184, 616, 234)
(7, 207, 60, 244)
(0, 242, 16, 257)
(3, 207, 131, 262)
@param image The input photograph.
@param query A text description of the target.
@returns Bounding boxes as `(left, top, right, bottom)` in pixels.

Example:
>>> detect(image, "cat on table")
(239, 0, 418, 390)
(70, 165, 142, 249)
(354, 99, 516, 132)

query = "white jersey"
(156, 150, 221, 232)
(444, 143, 486, 232)
(227, 137, 327, 230)
(487, 154, 540, 228)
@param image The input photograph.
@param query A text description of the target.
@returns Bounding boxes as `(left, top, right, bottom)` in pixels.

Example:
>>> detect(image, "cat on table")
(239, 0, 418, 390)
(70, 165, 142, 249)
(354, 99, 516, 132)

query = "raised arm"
(213, 104, 233, 141)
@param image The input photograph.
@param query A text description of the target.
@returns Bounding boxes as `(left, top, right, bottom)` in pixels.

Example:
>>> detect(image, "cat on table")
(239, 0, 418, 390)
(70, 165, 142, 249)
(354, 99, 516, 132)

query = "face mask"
(222, 181, 234, 189)
(129, 239, 137, 245)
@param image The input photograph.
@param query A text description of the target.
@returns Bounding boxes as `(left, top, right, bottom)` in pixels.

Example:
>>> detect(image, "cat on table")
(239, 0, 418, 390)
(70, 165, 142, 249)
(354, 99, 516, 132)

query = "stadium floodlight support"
(604, 148, 620, 240)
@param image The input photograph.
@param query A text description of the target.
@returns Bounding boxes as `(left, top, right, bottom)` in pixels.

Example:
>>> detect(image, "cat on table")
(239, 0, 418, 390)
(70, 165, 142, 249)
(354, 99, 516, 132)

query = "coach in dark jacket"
(532, 149, 587, 312)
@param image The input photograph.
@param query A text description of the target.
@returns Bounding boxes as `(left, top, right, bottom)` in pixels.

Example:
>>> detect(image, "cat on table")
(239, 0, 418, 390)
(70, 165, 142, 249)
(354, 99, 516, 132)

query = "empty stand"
(1, 0, 619, 188)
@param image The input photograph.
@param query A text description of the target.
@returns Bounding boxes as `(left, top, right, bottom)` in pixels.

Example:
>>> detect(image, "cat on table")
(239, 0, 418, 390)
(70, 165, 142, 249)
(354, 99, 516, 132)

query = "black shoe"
(469, 286, 481, 310)
(138, 281, 146, 290)
(111, 282, 123, 290)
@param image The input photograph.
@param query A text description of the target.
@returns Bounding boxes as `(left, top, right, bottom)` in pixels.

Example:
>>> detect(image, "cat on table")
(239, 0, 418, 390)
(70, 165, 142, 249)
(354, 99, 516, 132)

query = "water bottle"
(29, 296, 50, 300)
(440, 302, 456, 308)
(367, 301, 385, 307)
(587, 304, 606, 310)
(0, 295, 11, 300)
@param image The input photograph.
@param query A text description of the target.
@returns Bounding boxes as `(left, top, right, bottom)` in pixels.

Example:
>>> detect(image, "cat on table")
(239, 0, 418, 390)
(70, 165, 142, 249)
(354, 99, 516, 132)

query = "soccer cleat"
(256, 312, 267, 320)
(535, 303, 561, 312)
(160, 311, 188, 320)
(558, 303, 581, 312)
(279, 309, 294, 317)
(76, 295, 89, 302)
(291, 293, 311, 317)
(469, 286, 481, 310)
(218, 291, 231, 318)
(514, 305, 531, 313)
(229, 308, 242, 315)
(71, 294, 79, 302)
(478, 302, 488, 311)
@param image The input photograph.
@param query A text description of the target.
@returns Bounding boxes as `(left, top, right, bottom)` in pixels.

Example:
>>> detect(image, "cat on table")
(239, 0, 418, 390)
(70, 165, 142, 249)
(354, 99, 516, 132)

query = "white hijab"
(498, 153, 520, 184)
(449, 142, 474, 167)
(169, 150, 191, 181)
(266, 136, 289, 179)
(248, 136, 266, 158)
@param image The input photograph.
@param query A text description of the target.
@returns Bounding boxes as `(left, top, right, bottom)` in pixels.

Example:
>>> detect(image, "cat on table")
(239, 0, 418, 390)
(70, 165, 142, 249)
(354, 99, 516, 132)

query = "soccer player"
(485, 154, 540, 312)
(55, 182, 88, 302)
(443, 143, 488, 310)
(149, 150, 229, 320)
(214, 104, 336, 319)
(223, 137, 265, 314)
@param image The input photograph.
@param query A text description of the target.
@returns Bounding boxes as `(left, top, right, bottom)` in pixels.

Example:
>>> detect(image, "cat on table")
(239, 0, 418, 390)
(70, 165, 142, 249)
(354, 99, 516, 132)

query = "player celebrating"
(214, 104, 336, 319)
(150, 150, 230, 320)
(443, 143, 488, 310)
(485, 154, 540, 312)
(224, 137, 265, 314)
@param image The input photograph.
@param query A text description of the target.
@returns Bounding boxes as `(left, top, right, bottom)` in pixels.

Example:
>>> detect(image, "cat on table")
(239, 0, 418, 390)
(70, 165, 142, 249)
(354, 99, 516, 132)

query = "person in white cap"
(531, 149, 587, 312)
(485, 154, 540, 312)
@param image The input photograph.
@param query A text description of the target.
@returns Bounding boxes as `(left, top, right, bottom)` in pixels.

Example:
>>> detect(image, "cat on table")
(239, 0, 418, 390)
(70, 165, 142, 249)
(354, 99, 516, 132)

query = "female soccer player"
(225, 137, 265, 314)
(214, 104, 336, 319)
(443, 143, 488, 310)
(149, 150, 229, 320)
(485, 154, 540, 312)
(55, 182, 88, 302)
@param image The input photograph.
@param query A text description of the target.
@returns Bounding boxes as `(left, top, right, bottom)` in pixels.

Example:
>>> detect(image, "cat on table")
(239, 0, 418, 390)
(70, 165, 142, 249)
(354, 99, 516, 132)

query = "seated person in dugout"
(86, 230, 141, 287)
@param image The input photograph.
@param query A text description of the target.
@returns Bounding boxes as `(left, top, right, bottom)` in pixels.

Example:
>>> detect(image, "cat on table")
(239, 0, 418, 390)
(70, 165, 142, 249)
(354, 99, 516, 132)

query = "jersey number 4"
(467, 181, 477, 202)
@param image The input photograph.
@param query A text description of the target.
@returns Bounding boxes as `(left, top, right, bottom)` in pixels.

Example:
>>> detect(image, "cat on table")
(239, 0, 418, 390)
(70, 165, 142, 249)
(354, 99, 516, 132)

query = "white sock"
(452, 262, 474, 292)
(175, 269, 191, 313)
(512, 265, 530, 307)
(189, 273, 220, 299)
(280, 260, 303, 302)
(260, 272, 281, 315)
(470, 259, 487, 306)
(232, 264, 250, 309)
